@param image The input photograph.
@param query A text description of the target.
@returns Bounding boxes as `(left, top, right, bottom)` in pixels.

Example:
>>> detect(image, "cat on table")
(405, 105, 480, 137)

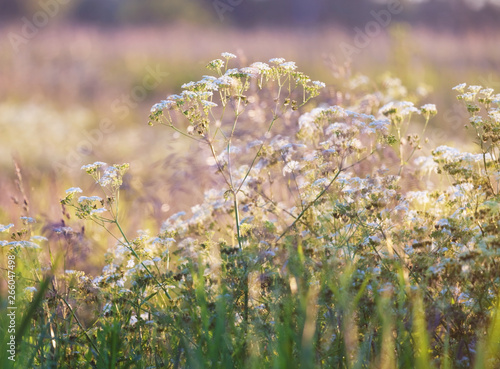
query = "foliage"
(1, 54, 500, 368)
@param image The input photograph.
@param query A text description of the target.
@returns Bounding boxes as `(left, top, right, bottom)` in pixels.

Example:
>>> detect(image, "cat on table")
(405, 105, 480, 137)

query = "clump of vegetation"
(1, 53, 499, 368)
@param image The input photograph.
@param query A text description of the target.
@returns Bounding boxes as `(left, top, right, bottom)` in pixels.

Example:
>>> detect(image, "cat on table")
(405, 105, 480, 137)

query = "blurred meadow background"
(1, 0, 500, 271)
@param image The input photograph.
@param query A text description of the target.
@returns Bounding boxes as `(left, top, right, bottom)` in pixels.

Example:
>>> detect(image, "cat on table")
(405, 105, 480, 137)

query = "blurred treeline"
(1, 0, 500, 29)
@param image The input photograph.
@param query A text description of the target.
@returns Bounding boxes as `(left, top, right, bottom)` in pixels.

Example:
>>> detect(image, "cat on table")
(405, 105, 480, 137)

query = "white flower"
(78, 196, 103, 203)
(379, 102, 396, 115)
(247, 140, 263, 149)
(348, 138, 362, 150)
(6, 241, 40, 249)
(129, 315, 138, 326)
(201, 100, 218, 108)
(468, 85, 483, 93)
(81, 162, 106, 171)
(25, 287, 37, 293)
(207, 59, 224, 70)
(221, 52, 237, 59)
(480, 88, 494, 97)
(269, 58, 285, 64)
(225, 68, 240, 76)
(432, 145, 461, 161)
(0, 223, 14, 232)
(65, 187, 83, 194)
(312, 81, 326, 88)
(239, 67, 259, 76)
(250, 62, 270, 73)
(452, 83, 467, 92)
(279, 62, 297, 71)
(215, 75, 234, 87)
(436, 218, 449, 227)
(283, 161, 300, 176)
(181, 90, 197, 99)
(420, 104, 437, 116)
(325, 122, 351, 135)
(367, 119, 390, 134)
(414, 156, 438, 175)
(30, 235, 48, 242)
(54, 226, 73, 234)
(405, 191, 431, 205)
(150, 102, 165, 114)
(20, 216, 35, 223)
(90, 208, 107, 215)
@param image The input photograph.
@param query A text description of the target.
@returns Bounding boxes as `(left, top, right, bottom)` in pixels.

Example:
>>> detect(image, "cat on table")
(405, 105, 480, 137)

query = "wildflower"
(452, 83, 467, 93)
(201, 100, 218, 108)
(129, 315, 138, 326)
(78, 196, 103, 203)
(54, 226, 73, 234)
(348, 138, 363, 150)
(480, 88, 494, 97)
(247, 140, 263, 149)
(279, 61, 297, 71)
(420, 103, 437, 118)
(221, 52, 237, 59)
(181, 90, 197, 99)
(405, 191, 431, 205)
(283, 161, 300, 176)
(312, 81, 326, 88)
(458, 92, 475, 102)
(215, 75, 234, 87)
(6, 241, 40, 249)
(0, 223, 14, 232)
(81, 161, 106, 172)
(250, 62, 270, 73)
(379, 102, 397, 116)
(469, 116, 483, 125)
(150, 102, 165, 114)
(207, 59, 224, 70)
(65, 187, 83, 194)
(468, 85, 483, 94)
(414, 156, 438, 175)
(225, 68, 241, 76)
(30, 235, 48, 242)
(432, 145, 461, 161)
(367, 119, 390, 134)
(25, 287, 37, 293)
(325, 122, 351, 135)
(239, 67, 259, 76)
(269, 57, 285, 64)
(90, 208, 107, 215)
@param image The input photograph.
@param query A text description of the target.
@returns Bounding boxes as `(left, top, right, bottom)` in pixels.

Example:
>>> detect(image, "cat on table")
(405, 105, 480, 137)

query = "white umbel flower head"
(221, 52, 237, 59)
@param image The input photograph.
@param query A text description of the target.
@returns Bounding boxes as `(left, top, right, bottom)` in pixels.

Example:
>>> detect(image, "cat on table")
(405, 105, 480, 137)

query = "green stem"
(60, 295, 101, 357)
(275, 168, 342, 244)
(233, 193, 242, 251)
(114, 220, 172, 301)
